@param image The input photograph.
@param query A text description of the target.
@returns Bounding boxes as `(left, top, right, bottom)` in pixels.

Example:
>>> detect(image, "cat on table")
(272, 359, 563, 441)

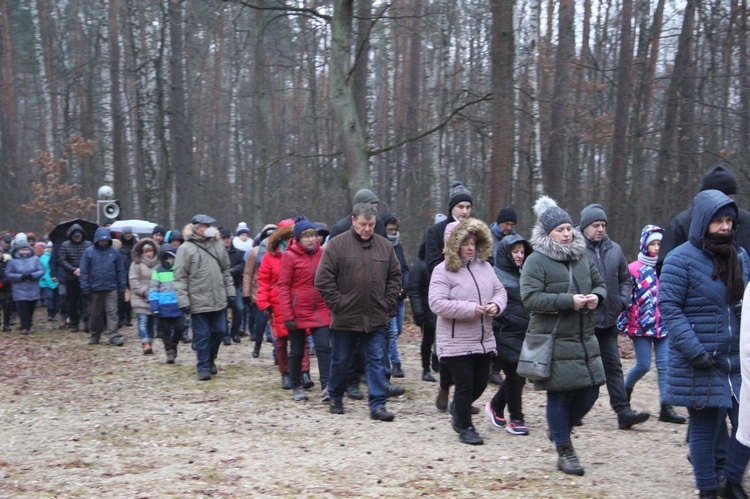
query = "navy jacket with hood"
(80, 227, 126, 294)
(660, 190, 750, 409)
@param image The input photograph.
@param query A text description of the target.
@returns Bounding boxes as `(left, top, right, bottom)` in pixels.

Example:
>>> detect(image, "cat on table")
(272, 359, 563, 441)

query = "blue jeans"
(230, 286, 244, 337)
(329, 329, 388, 412)
(547, 385, 600, 445)
(42, 287, 60, 317)
(388, 300, 405, 366)
(191, 309, 227, 373)
(687, 398, 750, 490)
(625, 336, 668, 403)
(136, 313, 156, 344)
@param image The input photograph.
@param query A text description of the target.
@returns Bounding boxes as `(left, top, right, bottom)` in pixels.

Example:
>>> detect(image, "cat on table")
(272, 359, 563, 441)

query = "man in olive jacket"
(580, 204, 650, 430)
(315, 203, 402, 421)
(173, 214, 236, 381)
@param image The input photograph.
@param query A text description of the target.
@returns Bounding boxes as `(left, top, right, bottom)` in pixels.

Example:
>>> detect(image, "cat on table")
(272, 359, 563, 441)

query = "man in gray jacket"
(173, 214, 236, 381)
(580, 204, 650, 429)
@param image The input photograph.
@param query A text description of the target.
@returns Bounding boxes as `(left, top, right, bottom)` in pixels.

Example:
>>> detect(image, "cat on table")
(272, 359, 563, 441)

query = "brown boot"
(142, 343, 153, 355)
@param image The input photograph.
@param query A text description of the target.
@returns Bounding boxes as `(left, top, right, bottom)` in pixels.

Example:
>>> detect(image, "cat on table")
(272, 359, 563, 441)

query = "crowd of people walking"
(4, 166, 750, 497)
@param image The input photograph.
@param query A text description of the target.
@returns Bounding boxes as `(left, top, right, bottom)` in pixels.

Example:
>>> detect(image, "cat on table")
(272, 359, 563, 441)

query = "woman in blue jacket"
(6, 241, 43, 334)
(660, 189, 750, 498)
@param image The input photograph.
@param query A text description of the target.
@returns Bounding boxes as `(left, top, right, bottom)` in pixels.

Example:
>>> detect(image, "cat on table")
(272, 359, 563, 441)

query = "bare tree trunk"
(168, 0, 192, 223)
(490, 0, 515, 221)
(251, 1, 271, 229)
(0, 0, 18, 215)
(657, 0, 696, 221)
(331, 0, 370, 194)
(609, 0, 634, 243)
(543, 0, 574, 202)
(109, 0, 128, 216)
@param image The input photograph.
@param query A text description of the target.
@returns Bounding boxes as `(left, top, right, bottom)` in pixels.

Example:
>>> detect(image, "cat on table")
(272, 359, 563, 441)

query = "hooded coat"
(492, 234, 532, 363)
(407, 241, 437, 329)
(277, 237, 331, 329)
(80, 228, 126, 294)
(429, 218, 506, 358)
(521, 220, 607, 392)
(660, 190, 750, 409)
(242, 224, 277, 302)
(173, 223, 235, 314)
(6, 243, 43, 301)
(128, 238, 159, 314)
(619, 225, 664, 338)
(256, 224, 295, 338)
(58, 223, 92, 282)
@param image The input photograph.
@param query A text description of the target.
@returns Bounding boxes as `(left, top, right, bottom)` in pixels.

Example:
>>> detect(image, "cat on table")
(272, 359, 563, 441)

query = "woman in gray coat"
(520, 196, 606, 476)
(6, 241, 44, 334)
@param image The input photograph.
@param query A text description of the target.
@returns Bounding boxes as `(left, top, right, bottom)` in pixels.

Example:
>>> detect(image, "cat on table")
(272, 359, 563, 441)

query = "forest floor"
(0, 310, 735, 498)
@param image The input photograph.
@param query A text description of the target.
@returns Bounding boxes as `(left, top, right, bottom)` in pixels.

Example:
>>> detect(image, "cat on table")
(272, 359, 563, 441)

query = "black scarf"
(704, 232, 744, 303)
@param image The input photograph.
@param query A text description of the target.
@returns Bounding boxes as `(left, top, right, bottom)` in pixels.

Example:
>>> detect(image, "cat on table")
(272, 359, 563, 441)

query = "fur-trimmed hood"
(529, 223, 587, 262)
(443, 218, 492, 272)
(131, 237, 159, 266)
(267, 224, 294, 254)
(183, 222, 220, 242)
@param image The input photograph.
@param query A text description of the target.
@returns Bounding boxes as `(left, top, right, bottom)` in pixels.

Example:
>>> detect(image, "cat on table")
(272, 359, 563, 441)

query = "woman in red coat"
(278, 218, 332, 402)
(256, 220, 311, 390)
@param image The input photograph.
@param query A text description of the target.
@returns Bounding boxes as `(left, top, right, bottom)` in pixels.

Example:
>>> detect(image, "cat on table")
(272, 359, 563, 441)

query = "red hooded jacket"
(277, 238, 331, 330)
(256, 223, 294, 339)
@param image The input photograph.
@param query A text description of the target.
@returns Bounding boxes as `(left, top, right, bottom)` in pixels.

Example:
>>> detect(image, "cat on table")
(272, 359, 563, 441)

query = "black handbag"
(517, 264, 572, 381)
(516, 317, 560, 380)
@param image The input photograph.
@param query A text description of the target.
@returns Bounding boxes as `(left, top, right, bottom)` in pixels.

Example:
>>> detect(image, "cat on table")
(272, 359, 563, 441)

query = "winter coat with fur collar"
(429, 218, 506, 359)
(128, 238, 159, 314)
(521, 224, 607, 391)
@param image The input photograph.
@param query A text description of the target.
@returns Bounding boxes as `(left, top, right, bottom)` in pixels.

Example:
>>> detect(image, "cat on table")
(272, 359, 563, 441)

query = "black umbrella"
(48, 218, 98, 243)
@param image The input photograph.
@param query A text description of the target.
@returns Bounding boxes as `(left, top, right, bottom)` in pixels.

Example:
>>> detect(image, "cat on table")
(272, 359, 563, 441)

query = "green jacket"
(173, 224, 235, 314)
(520, 224, 607, 392)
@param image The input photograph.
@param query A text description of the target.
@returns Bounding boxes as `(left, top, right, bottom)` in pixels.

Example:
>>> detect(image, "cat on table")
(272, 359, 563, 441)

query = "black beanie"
(496, 207, 517, 224)
(448, 181, 473, 212)
(701, 166, 738, 196)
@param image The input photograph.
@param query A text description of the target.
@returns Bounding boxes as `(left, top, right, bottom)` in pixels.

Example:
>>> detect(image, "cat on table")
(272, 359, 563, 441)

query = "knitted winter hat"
(496, 207, 517, 224)
(236, 222, 251, 236)
(152, 225, 166, 236)
(353, 189, 379, 205)
(219, 228, 233, 239)
(701, 165, 738, 196)
(580, 203, 608, 230)
(645, 231, 662, 247)
(293, 217, 317, 241)
(448, 181, 473, 212)
(534, 196, 572, 234)
(710, 203, 737, 223)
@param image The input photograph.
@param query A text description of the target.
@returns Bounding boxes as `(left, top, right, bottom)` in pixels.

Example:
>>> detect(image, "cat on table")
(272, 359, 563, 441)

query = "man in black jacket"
(58, 224, 92, 332)
(580, 204, 650, 430)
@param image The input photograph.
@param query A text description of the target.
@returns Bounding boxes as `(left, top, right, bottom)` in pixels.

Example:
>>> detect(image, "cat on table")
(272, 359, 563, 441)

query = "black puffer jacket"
(492, 234, 532, 363)
(58, 224, 92, 282)
(407, 241, 436, 329)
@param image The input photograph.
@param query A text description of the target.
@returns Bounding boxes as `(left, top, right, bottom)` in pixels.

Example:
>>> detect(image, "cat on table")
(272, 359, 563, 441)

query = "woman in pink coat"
(429, 218, 507, 446)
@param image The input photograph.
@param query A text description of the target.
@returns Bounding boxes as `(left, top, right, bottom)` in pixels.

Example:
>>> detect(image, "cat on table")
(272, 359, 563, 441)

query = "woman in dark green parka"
(520, 196, 606, 477)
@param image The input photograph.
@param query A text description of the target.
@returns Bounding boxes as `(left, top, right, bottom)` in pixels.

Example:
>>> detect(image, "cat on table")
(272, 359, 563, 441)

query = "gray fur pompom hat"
(534, 196, 572, 234)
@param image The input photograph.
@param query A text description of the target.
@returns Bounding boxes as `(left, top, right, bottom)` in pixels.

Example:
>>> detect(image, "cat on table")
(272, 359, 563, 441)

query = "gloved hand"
(413, 315, 424, 327)
(263, 307, 272, 317)
(690, 352, 715, 370)
(242, 296, 252, 307)
(227, 296, 236, 308)
(284, 320, 296, 331)
(181, 306, 191, 316)
(21, 274, 30, 281)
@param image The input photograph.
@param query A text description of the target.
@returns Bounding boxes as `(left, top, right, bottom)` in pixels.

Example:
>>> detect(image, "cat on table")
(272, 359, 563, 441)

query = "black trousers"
(443, 353, 492, 429)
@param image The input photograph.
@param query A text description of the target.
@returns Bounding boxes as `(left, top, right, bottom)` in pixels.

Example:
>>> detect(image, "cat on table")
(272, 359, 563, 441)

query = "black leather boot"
(618, 408, 650, 429)
(281, 372, 291, 390)
(556, 442, 584, 476)
(659, 404, 687, 424)
(302, 371, 315, 389)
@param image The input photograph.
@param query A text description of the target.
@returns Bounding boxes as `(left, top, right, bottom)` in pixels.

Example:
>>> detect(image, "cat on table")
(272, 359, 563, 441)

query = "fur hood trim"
(443, 218, 492, 272)
(182, 222, 221, 242)
(267, 224, 294, 253)
(131, 237, 159, 265)
(529, 223, 587, 262)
